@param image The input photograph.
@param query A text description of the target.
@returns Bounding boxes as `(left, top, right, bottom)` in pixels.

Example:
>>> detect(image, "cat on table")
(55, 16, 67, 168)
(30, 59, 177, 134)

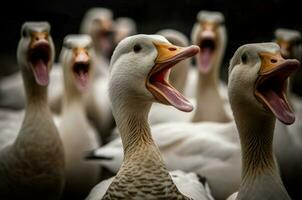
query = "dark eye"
(133, 44, 142, 53)
(241, 53, 248, 63)
(21, 29, 26, 37)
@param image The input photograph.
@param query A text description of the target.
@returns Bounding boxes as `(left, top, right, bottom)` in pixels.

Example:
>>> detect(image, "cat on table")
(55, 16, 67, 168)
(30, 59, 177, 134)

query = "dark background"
(0, 0, 301, 94)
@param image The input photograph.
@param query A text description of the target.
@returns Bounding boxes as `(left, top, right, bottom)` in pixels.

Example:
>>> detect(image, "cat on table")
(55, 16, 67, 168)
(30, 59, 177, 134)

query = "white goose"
(57, 34, 100, 199)
(86, 34, 241, 200)
(113, 17, 137, 47)
(273, 28, 302, 199)
(227, 43, 299, 200)
(80, 7, 114, 67)
(86, 34, 214, 200)
(0, 22, 60, 111)
(186, 10, 231, 122)
(0, 22, 65, 199)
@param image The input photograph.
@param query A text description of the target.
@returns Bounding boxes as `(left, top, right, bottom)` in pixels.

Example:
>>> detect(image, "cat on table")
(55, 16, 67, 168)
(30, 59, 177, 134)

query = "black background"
(0, 0, 301, 94)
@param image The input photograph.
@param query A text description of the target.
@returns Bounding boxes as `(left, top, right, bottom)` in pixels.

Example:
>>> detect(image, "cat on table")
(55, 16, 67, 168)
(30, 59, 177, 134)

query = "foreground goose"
(273, 28, 302, 199)
(227, 43, 299, 200)
(86, 34, 215, 200)
(57, 35, 100, 199)
(186, 10, 231, 122)
(0, 22, 65, 199)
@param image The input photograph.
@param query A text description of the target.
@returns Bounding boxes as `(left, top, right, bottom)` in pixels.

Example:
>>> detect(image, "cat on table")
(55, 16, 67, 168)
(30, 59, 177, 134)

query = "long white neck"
(192, 41, 230, 123)
(232, 103, 290, 200)
(15, 64, 64, 166)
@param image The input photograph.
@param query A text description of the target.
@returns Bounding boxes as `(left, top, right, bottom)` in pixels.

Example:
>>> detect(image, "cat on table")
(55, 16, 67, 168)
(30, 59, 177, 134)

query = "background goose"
(0, 22, 65, 200)
(113, 17, 137, 47)
(86, 34, 214, 199)
(80, 7, 114, 68)
(57, 34, 101, 200)
(227, 43, 299, 200)
(186, 10, 231, 122)
(273, 28, 302, 199)
(0, 22, 60, 111)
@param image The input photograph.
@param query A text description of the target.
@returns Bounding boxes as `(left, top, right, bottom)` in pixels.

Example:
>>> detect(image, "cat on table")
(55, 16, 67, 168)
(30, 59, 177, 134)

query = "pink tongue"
(153, 82, 193, 112)
(77, 70, 89, 90)
(199, 48, 212, 72)
(33, 59, 49, 86)
(264, 89, 295, 124)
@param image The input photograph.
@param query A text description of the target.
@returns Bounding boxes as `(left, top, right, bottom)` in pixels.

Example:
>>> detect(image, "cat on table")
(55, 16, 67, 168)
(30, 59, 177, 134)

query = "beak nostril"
(168, 47, 177, 51)
(271, 59, 278, 63)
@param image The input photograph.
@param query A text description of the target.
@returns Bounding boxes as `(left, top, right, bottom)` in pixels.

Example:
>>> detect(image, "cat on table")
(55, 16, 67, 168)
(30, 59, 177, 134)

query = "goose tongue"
(77, 69, 89, 89)
(199, 48, 212, 72)
(152, 81, 193, 112)
(33, 59, 49, 86)
(262, 89, 295, 124)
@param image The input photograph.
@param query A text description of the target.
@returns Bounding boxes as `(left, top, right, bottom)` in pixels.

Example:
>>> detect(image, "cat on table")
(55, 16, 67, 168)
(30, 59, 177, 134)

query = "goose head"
(228, 43, 300, 125)
(17, 21, 54, 86)
(191, 10, 226, 74)
(80, 8, 114, 56)
(114, 17, 137, 46)
(157, 29, 190, 93)
(274, 28, 302, 60)
(60, 34, 94, 94)
(109, 34, 199, 112)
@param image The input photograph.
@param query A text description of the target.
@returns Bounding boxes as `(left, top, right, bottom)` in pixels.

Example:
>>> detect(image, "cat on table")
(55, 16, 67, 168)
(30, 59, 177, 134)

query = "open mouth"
(28, 42, 51, 86)
(255, 60, 300, 124)
(198, 37, 216, 73)
(73, 61, 90, 90)
(146, 45, 199, 112)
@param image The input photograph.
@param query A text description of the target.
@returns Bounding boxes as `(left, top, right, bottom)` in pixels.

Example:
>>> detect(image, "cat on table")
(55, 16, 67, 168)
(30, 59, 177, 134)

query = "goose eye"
(133, 44, 142, 53)
(21, 29, 27, 37)
(241, 53, 248, 64)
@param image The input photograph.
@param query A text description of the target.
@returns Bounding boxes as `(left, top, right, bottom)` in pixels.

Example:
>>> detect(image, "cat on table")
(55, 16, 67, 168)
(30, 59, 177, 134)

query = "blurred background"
(0, 0, 301, 95)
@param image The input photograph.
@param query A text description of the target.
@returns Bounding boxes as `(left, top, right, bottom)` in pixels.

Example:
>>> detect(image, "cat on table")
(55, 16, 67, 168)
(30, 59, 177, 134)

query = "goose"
(186, 10, 231, 122)
(273, 28, 302, 199)
(85, 34, 239, 200)
(226, 42, 299, 200)
(113, 17, 137, 47)
(0, 22, 60, 111)
(0, 22, 65, 199)
(57, 34, 101, 199)
(80, 7, 114, 67)
(86, 34, 214, 200)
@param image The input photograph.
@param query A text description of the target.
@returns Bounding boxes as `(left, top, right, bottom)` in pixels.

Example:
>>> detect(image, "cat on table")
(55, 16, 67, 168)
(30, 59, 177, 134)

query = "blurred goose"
(86, 34, 214, 199)
(0, 22, 60, 111)
(80, 7, 114, 69)
(227, 43, 299, 200)
(57, 35, 100, 199)
(113, 17, 137, 46)
(187, 10, 230, 122)
(273, 28, 302, 199)
(0, 22, 65, 199)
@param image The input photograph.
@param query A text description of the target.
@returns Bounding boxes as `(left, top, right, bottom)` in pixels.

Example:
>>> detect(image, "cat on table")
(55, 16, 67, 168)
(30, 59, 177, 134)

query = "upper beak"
(154, 42, 199, 64)
(74, 48, 90, 64)
(31, 32, 49, 47)
(258, 52, 286, 75)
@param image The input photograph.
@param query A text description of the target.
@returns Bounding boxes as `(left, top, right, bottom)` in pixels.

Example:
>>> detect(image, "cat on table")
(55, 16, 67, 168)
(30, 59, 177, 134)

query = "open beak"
(28, 32, 51, 86)
(197, 22, 218, 73)
(255, 52, 300, 124)
(146, 42, 199, 112)
(72, 48, 90, 91)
